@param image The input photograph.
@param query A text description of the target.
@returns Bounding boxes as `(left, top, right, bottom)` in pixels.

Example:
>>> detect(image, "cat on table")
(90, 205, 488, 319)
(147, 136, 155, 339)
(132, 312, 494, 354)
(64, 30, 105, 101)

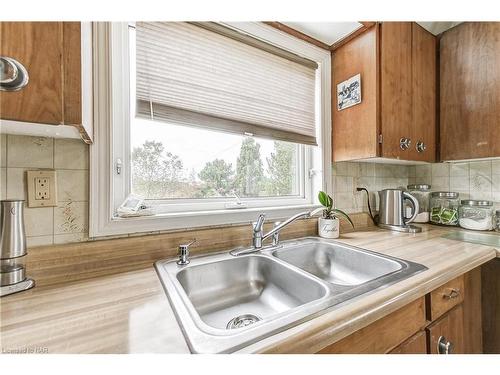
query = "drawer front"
(427, 304, 464, 354)
(389, 330, 427, 354)
(317, 297, 426, 354)
(429, 275, 464, 321)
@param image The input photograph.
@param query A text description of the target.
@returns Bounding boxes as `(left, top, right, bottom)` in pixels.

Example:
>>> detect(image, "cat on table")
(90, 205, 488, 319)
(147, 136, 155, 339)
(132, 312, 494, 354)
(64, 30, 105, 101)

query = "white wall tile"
(54, 233, 89, 244)
(432, 163, 450, 177)
(450, 163, 469, 178)
(470, 191, 492, 200)
(346, 162, 360, 177)
(6, 168, 27, 200)
(24, 206, 54, 237)
(0, 168, 5, 200)
(455, 190, 471, 200)
(54, 139, 89, 170)
(415, 165, 432, 179)
(334, 192, 355, 210)
(355, 176, 375, 190)
(492, 160, 500, 175)
(335, 176, 353, 193)
(27, 235, 54, 247)
(57, 170, 89, 202)
(333, 162, 348, 176)
(7, 135, 53, 168)
(450, 176, 469, 191)
(0, 134, 6, 167)
(359, 163, 376, 177)
(470, 160, 492, 175)
(54, 201, 88, 234)
(431, 176, 450, 191)
(492, 174, 500, 192)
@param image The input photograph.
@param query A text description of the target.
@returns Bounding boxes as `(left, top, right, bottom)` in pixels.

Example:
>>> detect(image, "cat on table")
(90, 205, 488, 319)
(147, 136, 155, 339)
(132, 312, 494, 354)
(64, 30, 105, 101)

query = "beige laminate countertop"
(1, 225, 498, 354)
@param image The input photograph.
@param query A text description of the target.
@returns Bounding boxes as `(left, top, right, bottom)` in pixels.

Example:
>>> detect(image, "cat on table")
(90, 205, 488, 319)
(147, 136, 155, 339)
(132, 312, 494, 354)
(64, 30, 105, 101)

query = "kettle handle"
(403, 191, 420, 224)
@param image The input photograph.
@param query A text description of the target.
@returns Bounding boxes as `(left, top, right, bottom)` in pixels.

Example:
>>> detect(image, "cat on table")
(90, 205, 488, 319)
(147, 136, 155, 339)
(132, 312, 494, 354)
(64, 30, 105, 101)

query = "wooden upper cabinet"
(380, 22, 413, 160)
(410, 23, 437, 162)
(0, 22, 93, 143)
(332, 27, 379, 162)
(440, 22, 500, 161)
(0, 22, 64, 125)
(332, 22, 437, 162)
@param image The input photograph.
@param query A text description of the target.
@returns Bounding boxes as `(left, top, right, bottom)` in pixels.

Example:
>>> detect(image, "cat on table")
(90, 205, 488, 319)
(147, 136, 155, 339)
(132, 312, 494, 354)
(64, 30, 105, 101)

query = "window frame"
(90, 22, 332, 237)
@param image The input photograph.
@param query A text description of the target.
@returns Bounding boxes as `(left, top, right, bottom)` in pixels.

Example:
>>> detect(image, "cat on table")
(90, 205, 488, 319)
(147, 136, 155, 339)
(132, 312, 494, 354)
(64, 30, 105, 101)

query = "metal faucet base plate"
(0, 278, 35, 297)
(378, 223, 423, 233)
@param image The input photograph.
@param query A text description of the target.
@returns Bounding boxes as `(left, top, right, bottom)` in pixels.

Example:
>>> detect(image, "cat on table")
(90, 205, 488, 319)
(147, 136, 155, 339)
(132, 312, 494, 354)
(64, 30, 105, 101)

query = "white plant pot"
(318, 217, 340, 239)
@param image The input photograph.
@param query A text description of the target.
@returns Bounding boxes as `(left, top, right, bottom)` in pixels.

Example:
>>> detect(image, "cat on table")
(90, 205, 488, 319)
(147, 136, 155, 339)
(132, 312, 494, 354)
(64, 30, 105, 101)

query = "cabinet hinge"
(378, 134, 383, 144)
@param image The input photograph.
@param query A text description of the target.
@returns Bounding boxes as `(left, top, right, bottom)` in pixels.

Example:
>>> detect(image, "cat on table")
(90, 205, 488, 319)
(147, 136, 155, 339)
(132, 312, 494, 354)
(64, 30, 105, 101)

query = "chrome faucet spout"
(261, 211, 311, 243)
(231, 209, 319, 256)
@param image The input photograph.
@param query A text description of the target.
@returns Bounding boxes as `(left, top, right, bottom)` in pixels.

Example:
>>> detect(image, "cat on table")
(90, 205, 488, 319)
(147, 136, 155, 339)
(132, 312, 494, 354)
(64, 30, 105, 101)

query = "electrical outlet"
(35, 177, 50, 200)
(27, 170, 57, 208)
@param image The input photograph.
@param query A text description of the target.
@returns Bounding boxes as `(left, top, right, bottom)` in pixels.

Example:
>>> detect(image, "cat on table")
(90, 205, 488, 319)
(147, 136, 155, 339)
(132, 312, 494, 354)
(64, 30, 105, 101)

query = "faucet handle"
(253, 214, 266, 232)
(272, 222, 281, 246)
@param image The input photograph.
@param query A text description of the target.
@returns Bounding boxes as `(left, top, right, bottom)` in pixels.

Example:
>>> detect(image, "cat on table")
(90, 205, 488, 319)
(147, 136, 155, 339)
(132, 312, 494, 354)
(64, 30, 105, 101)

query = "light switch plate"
(27, 170, 58, 207)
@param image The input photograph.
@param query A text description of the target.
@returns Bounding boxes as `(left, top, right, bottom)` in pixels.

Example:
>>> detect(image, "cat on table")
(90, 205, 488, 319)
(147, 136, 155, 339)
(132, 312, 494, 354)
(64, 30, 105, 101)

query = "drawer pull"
(442, 288, 460, 300)
(437, 335, 453, 354)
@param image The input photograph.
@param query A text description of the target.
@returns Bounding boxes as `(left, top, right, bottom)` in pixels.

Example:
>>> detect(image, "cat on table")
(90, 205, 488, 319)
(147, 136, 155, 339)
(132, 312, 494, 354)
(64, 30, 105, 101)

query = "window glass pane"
(130, 119, 301, 200)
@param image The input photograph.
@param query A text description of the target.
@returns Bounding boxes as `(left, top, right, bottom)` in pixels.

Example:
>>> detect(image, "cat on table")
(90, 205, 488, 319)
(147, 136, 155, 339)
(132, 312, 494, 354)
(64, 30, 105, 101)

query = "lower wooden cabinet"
(316, 270, 481, 354)
(317, 297, 426, 354)
(427, 305, 464, 354)
(389, 331, 427, 354)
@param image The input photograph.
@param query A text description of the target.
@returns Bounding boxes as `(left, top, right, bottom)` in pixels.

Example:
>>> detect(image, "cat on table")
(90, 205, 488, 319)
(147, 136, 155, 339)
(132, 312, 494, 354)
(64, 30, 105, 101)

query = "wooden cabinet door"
(410, 23, 436, 162)
(427, 305, 465, 354)
(0, 22, 64, 125)
(317, 297, 426, 354)
(440, 22, 500, 161)
(389, 330, 427, 354)
(332, 26, 379, 162)
(380, 22, 412, 160)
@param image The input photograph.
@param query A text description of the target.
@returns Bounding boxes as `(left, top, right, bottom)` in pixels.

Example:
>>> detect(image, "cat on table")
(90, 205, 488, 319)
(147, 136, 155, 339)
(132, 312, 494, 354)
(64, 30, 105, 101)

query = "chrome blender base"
(0, 278, 35, 297)
(378, 223, 423, 233)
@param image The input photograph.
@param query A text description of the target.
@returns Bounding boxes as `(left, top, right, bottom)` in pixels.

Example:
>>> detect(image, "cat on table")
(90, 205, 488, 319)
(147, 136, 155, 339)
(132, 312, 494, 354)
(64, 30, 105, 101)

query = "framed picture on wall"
(337, 73, 361, 110)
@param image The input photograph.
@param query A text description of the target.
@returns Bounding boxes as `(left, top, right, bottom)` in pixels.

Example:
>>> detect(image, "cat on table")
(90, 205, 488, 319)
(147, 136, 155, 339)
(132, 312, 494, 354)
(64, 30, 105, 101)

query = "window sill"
(92, 204, 321, 238)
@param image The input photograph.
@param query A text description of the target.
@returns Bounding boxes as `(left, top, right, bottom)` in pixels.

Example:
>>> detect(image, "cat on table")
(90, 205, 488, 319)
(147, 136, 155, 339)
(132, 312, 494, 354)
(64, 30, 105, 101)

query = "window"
(90, 22, 331, 237)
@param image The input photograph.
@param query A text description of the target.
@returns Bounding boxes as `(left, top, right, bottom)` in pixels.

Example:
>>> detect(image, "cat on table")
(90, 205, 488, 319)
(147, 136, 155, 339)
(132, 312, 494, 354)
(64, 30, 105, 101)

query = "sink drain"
(226, 314, 262, 330)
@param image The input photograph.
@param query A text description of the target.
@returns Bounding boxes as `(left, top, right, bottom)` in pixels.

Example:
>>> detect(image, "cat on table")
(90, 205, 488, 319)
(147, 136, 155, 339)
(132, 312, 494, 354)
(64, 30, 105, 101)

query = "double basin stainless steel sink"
(155, 237, 427, 353)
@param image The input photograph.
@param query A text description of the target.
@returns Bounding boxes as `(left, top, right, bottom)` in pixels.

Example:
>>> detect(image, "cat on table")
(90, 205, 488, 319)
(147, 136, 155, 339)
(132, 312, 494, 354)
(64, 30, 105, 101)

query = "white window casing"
(90, 22, 332, 238)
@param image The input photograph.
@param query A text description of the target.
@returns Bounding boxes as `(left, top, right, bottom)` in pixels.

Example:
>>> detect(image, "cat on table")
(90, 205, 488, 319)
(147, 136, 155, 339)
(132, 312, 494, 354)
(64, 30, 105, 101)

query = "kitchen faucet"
(230, 208, 323, 256)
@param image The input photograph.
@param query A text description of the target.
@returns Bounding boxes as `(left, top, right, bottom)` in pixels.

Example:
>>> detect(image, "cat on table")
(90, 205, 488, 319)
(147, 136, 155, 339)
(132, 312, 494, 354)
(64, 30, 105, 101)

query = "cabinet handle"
(442, 288, 460, 300)
(416, 141, 426, 153)
(437, 335, 454, 354)
(0, 56, 29, 91)
(400, 137, 411, 150)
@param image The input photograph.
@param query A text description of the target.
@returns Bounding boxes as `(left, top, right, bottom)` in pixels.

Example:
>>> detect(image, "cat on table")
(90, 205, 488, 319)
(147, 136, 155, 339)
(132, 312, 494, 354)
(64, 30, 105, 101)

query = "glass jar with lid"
(458, 200, 495, 231)
(430, 192, 460, 226)
(407, 184, 431, 223)
(495, 210, 500, 232)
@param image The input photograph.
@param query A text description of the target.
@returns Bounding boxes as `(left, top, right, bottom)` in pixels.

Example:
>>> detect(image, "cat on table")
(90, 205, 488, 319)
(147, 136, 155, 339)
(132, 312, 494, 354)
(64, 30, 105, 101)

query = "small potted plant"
(317, 191, 354, 238)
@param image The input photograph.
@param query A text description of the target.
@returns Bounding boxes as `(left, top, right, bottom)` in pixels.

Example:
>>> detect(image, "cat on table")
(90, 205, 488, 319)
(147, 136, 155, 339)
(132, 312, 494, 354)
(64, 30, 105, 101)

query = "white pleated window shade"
(135, 22, 318, 145)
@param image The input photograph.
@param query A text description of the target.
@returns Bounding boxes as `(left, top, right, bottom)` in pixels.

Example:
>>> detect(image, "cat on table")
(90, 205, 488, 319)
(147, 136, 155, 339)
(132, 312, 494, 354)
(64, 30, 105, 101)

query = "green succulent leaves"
(318, 191, 354, 228)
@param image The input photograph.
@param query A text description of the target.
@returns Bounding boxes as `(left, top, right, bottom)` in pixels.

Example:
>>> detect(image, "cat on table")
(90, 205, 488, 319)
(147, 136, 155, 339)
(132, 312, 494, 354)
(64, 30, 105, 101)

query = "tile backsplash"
(0, 134, 89, 247)
(410, 161, 500, 204)
(335, 160, 500, 215)
(332, 161, 413, 213)
(2, 133, 500, 247)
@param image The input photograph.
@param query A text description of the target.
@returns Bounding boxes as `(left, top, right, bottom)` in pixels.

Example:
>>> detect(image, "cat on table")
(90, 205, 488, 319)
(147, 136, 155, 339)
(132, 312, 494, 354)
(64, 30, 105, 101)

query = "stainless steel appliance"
(378, 189, 422, 233)
(0, 200, 34, 297)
